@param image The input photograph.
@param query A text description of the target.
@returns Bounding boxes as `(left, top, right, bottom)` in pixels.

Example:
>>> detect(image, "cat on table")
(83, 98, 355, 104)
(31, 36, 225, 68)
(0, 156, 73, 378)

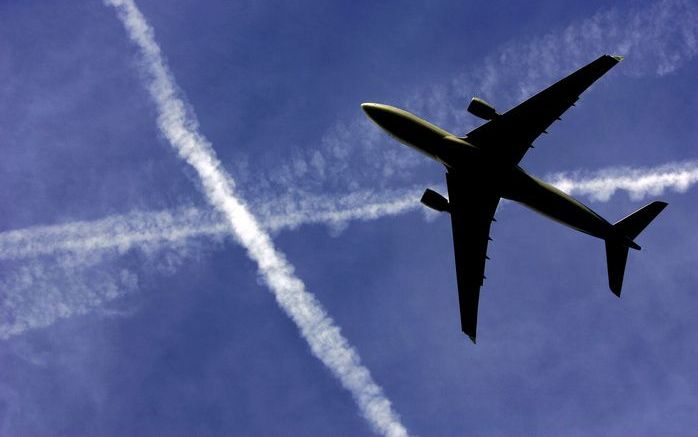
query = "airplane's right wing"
(446, 171, 500, 343)
(465, 54, 622, 164)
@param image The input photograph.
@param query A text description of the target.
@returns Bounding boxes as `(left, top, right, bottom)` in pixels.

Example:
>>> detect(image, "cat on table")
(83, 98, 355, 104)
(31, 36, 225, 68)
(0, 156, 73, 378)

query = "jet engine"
(421, 188, 450, 213)
(467, 97, 498, 121)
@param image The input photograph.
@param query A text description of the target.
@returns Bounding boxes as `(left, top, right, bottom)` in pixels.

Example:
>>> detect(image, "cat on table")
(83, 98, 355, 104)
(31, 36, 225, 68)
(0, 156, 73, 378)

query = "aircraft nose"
(361, 102, 393, 123)
(361, 102, 380, 118)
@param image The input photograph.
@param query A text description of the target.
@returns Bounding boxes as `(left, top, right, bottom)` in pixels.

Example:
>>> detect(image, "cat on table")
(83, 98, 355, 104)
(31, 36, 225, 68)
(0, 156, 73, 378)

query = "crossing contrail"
(0, 187, 423, 260)
(2, 0, 696, 432)
(105, 0, 407, 435)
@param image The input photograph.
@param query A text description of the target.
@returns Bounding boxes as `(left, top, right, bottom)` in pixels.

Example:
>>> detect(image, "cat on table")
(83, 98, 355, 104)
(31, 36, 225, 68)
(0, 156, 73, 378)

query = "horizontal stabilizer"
(614, 201, 668, 241)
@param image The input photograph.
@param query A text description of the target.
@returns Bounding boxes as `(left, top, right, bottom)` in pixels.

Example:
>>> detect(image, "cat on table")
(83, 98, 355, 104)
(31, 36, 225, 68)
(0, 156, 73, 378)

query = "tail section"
(605, 201, 668, 296)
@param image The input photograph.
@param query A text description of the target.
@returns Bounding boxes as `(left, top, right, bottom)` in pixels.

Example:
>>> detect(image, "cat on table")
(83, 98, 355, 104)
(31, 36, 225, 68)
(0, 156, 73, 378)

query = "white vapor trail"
(0, 186, 424, 261)
(2, 161, 696, 261)
(2, 1, 695, 429)
(550, 161, 698, 202)
(105, 0, 407, 435)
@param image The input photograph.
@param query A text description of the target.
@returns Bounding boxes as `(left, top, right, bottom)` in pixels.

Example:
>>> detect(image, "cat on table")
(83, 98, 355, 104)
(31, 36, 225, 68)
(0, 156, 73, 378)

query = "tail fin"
(605, 241, 629, 296)
(606, 201, 668, 296)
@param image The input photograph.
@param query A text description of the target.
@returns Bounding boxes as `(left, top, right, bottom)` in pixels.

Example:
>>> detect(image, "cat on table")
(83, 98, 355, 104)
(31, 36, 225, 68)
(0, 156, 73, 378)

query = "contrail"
(549, 161, 698, 202)
(3, 160, 695, 340)
(105, 1, 407, 435)
(2, 161, 696, 261)
(0, 186, 423, 260)
(2, 2, 694, 429)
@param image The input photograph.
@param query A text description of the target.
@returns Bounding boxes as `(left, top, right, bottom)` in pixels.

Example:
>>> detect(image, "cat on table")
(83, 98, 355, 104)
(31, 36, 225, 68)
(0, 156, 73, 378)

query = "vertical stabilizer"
(605, 201, 668, 296)
(605, 241, 629, 296)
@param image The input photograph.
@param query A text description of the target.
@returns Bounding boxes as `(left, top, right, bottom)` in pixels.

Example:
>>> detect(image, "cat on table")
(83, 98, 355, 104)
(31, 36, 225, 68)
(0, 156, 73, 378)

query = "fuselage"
(361, 103, 615, 240)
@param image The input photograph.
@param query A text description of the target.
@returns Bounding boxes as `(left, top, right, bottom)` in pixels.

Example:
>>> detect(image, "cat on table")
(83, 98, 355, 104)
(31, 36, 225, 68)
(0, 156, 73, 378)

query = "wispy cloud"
(413, 0, 698, 128)
(469, 0, 698, 105)
(104, 0, 407, 435)
(0, 254, 138, 340)
(244, 0, 698, 198)
(0, 223, 217, 341)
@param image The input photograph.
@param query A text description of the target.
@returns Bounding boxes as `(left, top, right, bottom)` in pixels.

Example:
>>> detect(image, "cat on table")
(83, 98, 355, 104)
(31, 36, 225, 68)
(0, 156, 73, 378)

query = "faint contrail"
(245, 0, 698, 198)
(105, 1, 407, 435)
(0, 256, 138, 340)
(2, 161, 696, 261)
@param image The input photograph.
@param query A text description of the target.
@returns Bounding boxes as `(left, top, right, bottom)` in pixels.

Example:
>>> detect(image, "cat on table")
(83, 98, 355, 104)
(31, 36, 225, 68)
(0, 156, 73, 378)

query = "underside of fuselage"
(361, 103, 478, 167)
(501, 168, 613, 239)
(362, 102, 614, 240)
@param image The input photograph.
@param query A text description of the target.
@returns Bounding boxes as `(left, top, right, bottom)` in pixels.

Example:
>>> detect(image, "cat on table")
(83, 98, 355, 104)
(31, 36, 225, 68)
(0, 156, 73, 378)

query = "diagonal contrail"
(105, 0, 407, 435)
(2, 1, 695, 430)
(4, 0, 696, 348)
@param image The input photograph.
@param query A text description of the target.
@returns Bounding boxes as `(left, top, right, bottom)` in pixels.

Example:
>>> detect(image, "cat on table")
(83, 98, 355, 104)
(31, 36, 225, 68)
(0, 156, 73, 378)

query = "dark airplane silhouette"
(362, 55, 667, 343)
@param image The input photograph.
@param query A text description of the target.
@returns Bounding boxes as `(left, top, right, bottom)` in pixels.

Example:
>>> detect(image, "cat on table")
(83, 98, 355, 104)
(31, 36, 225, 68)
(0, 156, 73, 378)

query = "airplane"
(361, 55, 667, 344)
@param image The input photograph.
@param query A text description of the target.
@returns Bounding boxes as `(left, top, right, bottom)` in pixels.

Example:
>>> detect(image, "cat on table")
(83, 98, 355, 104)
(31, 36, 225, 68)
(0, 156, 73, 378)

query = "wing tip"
(467, 334, 477, 344)
(610, 54, 624, 62)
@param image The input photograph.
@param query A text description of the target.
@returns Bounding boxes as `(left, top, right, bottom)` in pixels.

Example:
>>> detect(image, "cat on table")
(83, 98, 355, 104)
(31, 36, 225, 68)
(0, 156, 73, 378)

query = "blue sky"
(1, 0, 697, 435)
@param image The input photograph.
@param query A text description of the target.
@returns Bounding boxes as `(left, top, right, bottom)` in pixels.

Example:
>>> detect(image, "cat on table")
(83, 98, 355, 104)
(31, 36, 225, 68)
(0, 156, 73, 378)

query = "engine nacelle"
(421, 188, 450, 213)
(467, 97, 498, 121)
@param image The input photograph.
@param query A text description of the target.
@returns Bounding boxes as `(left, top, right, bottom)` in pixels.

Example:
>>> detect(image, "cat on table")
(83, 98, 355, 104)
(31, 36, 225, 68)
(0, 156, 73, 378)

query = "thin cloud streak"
(104, 1, 407, 435)
(2, 161, 695, 261)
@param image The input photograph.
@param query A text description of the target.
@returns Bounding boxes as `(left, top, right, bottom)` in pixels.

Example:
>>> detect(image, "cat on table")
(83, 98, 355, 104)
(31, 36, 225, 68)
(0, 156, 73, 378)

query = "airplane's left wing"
(446, 171, 500, 343)
(465, 54, 623, 164)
